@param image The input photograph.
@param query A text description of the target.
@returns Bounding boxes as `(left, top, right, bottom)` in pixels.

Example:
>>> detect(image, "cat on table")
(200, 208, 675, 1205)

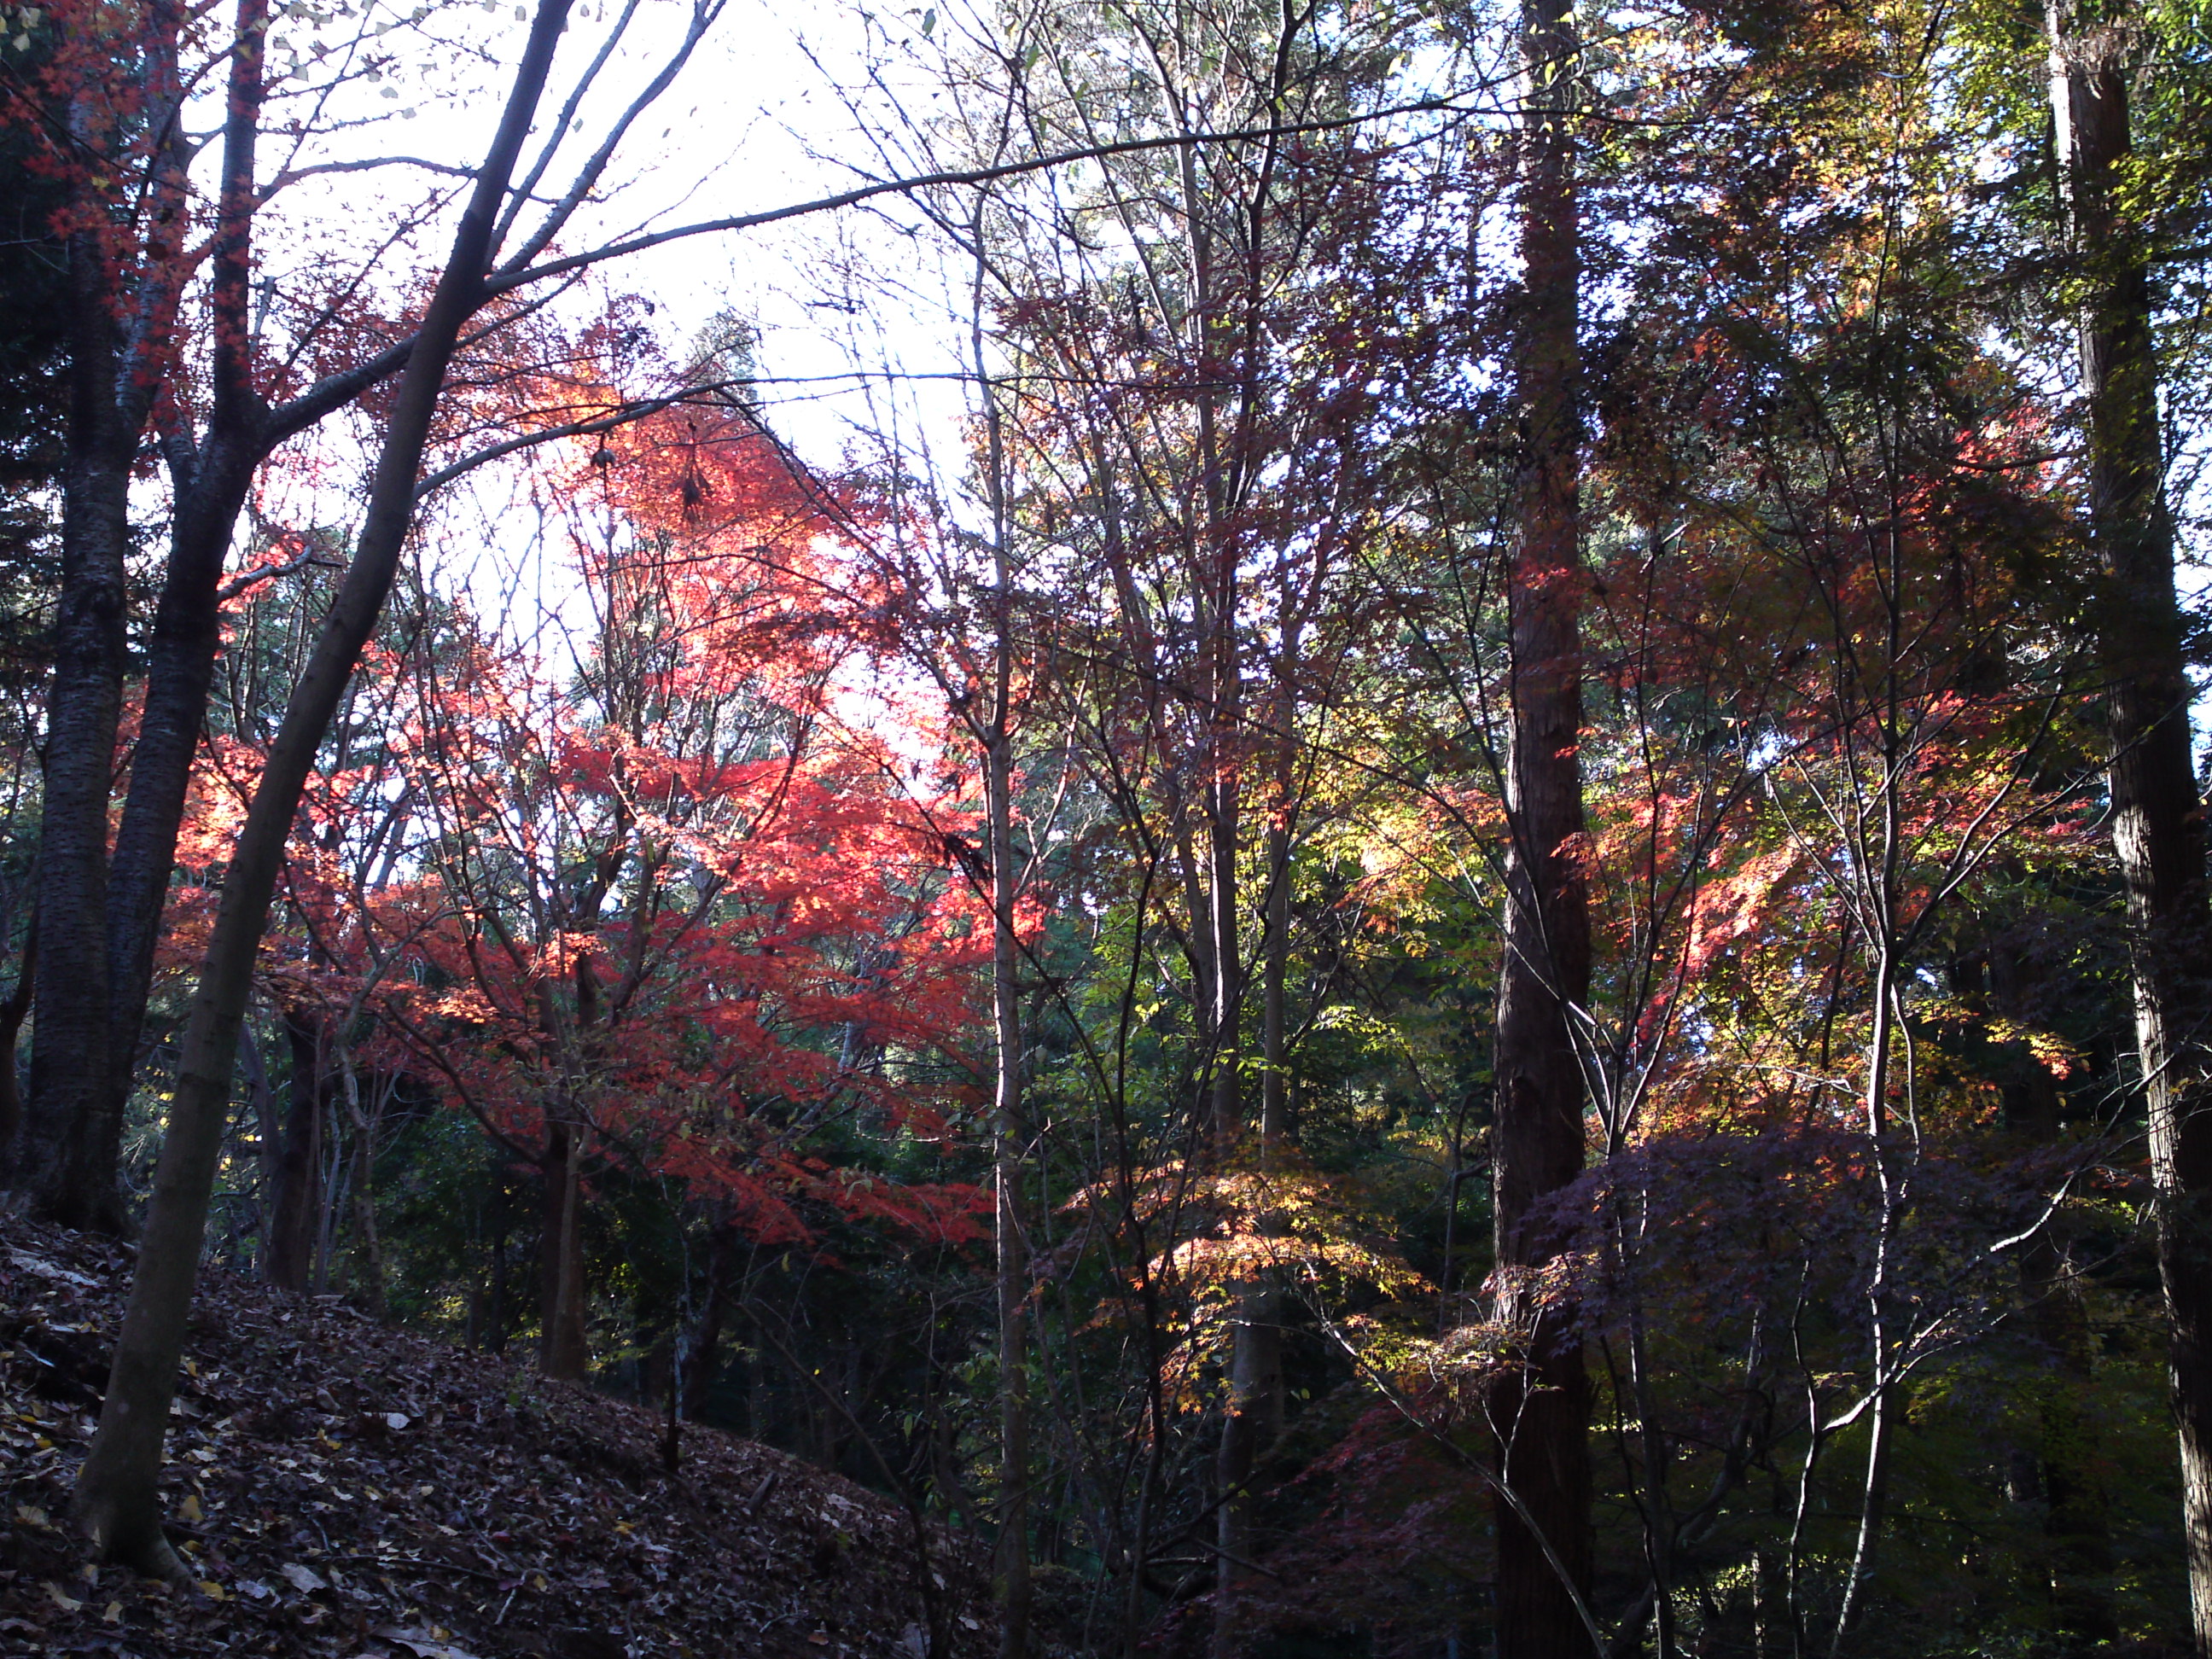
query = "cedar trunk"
(2047, 8, 2212, 1650)
(1487, 2, 1594, 1654)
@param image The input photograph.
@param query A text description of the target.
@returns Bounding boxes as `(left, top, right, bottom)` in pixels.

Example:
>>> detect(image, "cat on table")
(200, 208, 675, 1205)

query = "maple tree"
(4, 0, 2212, 1653)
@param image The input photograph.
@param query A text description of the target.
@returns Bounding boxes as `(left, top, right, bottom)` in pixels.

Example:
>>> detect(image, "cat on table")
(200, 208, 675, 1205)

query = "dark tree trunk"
(987, 727, 1033, 1659)
(94, 435, 265, 1168)
(20, 219, 137, 1231)
(2047, 8, 2212, 1650)
(1487, 3, 1593, 1655)
(487, 1209, 509, 1355)
(265, 1010, 326, 1292)
(0, 917, 37, 1155)
(682, 1226, 736, 1420)
(21, 0, 265, 1232)
(539, 1115, 590, 1381)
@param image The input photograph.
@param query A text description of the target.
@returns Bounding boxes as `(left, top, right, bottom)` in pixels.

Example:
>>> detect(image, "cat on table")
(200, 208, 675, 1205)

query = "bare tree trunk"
(963, 229, 1034, 1659)
(69, 0, 574, 1572)
(682, 1225, 736, 1420)
(97, 10, 276, 1211)
(1216, 671, 1299, 1656)
(2047, 9, 2212, 1650)
(236, 1016, 276, 1254)
(338, 1053, 386, 1319)
(265, 1010, 325, 1292)
(0, 916, 37, 1155)
(1487, 3, 1594, 1655)
(20, 218, 141, 1231)
(93, 430, 268, 1193)
(988, 724, 1033, 1659)
(19, 0, 257, 1232)
(487, 1207, 510, 1356)
(539, 1115, 590, 1380)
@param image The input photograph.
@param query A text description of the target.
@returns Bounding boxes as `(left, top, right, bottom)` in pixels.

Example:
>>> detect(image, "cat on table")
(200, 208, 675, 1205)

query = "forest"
(2, 0, 2210, 1655)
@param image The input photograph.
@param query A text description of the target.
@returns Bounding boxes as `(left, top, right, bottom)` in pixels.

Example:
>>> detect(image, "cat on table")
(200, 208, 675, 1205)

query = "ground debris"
(0, 1218, 990, 1657)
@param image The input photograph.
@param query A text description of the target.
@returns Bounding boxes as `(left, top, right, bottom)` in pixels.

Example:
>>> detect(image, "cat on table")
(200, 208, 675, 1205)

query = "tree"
(0, 0, 731, 1230)
(2046, 3, 2212, 1647)
(1484, 3, 1596, 1652)
(72, 0, 584, 1571)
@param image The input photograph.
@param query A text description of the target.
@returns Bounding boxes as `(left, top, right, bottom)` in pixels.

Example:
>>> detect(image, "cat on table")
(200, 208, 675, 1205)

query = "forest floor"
(0, 1217, 993, 1659)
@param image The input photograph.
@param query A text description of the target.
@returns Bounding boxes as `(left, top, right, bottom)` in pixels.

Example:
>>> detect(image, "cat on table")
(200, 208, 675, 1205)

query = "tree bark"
(1487, 3, 1594, 1655)
(20, 210, 141, 1231)
(0, 916, 37, 1155)
(69, 0, 574, 1573)
(967, 236, 1033, 1656)
(16, 0, 259, 1231)
(988, 724, 1033, 1659)
(682, 1225, 736, 1420)
(338, 1051, 386, 1319)
(539, 1114, 590, 1381)
(2047, 8, 2212, 1651)
(265, 1010, 326, 1292)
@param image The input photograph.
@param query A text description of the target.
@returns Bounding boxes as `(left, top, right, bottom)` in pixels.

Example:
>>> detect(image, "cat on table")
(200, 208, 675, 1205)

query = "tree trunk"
(265, 1010, 325, 1291)
(19, 0, 254, 1232)
(987, 726, 1033, 1659)
(487, 1208, 509, 1356)
(2047, 9, 2212, 1651)
(969, 230, 1034, 1659)
(0, 916, 38, 1155)
(539, 1115, 590, 1380)
(69, 0, 574, 1573)
(1487, 3, 1594, 1655)
(93, 432, 266, 1191)
(1215, 680, 1297, 1658)
(682, 1225, 736, 1420)
(338, 1052, 386, 1319)
(20, 220, 136, 1231)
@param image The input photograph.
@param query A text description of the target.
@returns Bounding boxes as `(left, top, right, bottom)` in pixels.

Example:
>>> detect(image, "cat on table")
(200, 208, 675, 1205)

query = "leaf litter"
(0, 1219, 989, 1657)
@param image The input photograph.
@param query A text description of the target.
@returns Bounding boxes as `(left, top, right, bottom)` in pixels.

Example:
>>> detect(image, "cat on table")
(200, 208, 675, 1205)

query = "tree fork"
(71, 0, 575, 1574)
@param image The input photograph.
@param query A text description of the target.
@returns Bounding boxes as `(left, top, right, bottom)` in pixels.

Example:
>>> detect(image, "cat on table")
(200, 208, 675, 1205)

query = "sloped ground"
(0, 1219, 992, 1658)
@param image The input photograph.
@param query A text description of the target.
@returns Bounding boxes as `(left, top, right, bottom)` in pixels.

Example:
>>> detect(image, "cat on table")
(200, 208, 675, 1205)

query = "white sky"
(223, 0, 992, 684)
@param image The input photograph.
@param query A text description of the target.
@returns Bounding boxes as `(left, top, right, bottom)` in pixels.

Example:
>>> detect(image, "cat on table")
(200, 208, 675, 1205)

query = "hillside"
(0, 1220, 992, 1658)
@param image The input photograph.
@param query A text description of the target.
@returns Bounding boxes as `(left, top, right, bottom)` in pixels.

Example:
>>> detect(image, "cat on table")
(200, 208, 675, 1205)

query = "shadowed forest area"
(3, 1, 2212, 1656)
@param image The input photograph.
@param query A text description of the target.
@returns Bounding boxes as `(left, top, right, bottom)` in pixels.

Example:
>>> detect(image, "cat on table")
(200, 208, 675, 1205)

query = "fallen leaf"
(101, 1601, 121, 1622)
(281, 1562, 329, 1593)
(373, 1624, 486, 1659)
(9, 1251, 96, 1288)
(43, 1581, 81, 1612)
(197, 1578, 227, 1601)
(14, 1503, 49, 1528)
(179, 1492, 202, 1522)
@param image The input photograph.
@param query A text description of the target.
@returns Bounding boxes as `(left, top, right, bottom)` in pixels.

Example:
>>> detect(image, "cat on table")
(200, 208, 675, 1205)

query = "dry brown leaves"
(0, 1219, 990, 1659)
